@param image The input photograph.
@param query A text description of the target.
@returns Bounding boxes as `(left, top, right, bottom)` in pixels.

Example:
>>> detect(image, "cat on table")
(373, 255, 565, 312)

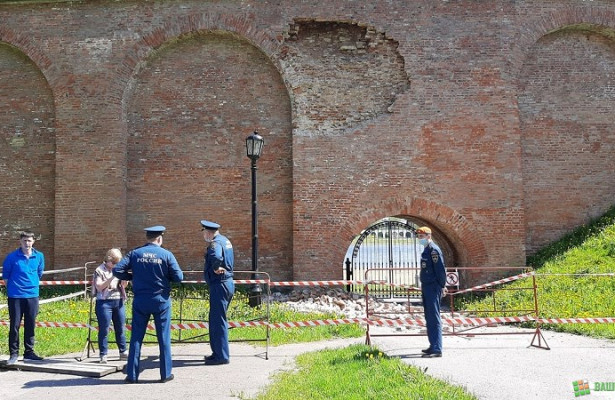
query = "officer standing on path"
(201, 219, 235, 365)
(113, 226, 184, 383)
(417, 226, 447, 358)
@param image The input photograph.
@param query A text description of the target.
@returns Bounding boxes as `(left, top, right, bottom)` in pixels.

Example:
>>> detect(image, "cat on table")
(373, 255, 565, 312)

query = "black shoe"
(421, 348, 432, 354)
(23, 353, 44, 361)
(124, 377, 138, 384)
(204, 355, 216, 361)
(421, 352, 442, 358)
(204, 358, 229, 365)
(160, 374, 174, 383)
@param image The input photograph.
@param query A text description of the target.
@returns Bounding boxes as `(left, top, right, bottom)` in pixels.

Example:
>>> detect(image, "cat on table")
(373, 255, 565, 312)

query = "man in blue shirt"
(201, 220, 234, 365)
(113, 226, 184, 383)
(417, 226, 447, 358)
(2, 231, 45, 364)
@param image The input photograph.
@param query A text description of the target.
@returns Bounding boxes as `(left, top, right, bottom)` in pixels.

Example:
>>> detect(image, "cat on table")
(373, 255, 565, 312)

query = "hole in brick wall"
(283, 19, 410, 136)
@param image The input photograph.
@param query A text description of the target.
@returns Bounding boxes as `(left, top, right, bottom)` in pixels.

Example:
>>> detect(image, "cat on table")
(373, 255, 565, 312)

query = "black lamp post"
(246, 131, 264, 307)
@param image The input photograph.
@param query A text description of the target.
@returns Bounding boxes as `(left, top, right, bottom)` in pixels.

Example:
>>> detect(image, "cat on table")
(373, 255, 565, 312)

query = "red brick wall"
(0, 1, 613, 285)
(0, 42, 55, 264)
(519, 27, 615, 255)
(125, 32, 293, 278)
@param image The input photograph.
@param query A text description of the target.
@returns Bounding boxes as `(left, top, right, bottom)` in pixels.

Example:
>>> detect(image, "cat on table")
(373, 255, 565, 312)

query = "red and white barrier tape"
(4, 315, 613, 332)
(452, 271, 535, 295)
(537, 317, 615, 324)
(0, 320, 95, 329)
(181, 279, 383, 286)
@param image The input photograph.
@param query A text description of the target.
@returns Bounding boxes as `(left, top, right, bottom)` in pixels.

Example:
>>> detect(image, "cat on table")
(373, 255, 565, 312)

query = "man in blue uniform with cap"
(113, 226, 184, 383)
(417, 226, 447, 358)
(201, 219, 234, 365)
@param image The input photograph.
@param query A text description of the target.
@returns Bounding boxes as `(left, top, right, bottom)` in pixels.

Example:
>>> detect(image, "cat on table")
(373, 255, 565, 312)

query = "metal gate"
(345, 219, 420, 299)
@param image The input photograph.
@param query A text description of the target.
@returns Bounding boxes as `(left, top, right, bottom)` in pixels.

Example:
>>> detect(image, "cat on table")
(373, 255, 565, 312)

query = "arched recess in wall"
(0, 42, 55, 264)
(124, 31, 293, 279)
(343, 215, 457, 293)
(518, 24, 615, 255)
(337, 197, 489, 286)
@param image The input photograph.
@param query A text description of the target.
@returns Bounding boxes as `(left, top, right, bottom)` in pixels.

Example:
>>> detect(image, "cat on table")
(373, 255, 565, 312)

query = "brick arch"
(0, 40, 56, 266)
(337, 196, 488, 274)
(0, 27, 54, 77)
(516, 13, 615, 254)
(122, 29, 293, 280)
(118, 12, 284, 116)
(510, 6, 615, 74)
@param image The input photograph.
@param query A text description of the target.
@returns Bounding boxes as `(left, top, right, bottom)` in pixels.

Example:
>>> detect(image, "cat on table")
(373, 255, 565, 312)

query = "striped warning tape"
(452, 271, 535, 295)
(181, 279, 385, 286)
(3, 315, 613, 332)
(0, 279, 385, 286)
(537, 317, 615, 324)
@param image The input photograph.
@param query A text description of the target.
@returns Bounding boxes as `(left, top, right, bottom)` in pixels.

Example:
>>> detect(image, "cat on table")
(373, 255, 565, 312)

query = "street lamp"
(246, 131, 264, 307)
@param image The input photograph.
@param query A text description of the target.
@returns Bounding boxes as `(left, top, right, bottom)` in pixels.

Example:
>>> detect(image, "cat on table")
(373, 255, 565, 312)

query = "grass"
(457, 204, 615, 339)
(249, 344, 477, 400)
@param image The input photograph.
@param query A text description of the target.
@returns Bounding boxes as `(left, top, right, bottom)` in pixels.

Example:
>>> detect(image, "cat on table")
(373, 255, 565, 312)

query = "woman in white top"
(94, 248, 128, 363)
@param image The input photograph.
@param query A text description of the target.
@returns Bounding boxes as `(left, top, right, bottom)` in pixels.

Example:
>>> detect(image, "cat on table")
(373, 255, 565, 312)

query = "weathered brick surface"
(0, 1, 613, 285)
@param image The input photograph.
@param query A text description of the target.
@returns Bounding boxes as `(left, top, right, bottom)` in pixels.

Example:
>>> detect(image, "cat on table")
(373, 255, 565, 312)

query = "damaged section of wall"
(281, 20, 410, 136)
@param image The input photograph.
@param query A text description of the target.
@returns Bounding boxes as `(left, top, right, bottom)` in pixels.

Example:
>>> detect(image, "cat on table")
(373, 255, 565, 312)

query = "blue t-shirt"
(113, 242, 183, 297)
(2, 248, 45, 298)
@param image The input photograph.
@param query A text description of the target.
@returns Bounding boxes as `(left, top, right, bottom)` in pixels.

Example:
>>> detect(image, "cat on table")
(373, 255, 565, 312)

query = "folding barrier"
(363, 266, 551, 349)
(81, 266, 272, 361)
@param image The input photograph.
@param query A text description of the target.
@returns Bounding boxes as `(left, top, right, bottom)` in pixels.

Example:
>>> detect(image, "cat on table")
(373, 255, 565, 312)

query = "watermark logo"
(573, 380, 590, 397)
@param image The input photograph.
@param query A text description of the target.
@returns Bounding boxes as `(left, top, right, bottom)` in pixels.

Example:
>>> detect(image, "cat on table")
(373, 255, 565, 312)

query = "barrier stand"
(170, 270, 272, 360)
(448, 267, 549, 349)
(529, 273, 549, 349)
(78, 261, 99, 361)
(363, 267, 422, 345)
(363, 267, 551, 349)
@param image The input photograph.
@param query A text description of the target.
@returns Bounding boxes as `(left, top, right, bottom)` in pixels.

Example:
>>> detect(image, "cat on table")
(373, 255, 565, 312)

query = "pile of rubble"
(265, 287, 425, 320)
(264, 287, 472, 333)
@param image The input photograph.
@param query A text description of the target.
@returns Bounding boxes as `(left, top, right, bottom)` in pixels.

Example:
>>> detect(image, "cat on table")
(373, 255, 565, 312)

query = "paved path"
(1, 326, 613, 399)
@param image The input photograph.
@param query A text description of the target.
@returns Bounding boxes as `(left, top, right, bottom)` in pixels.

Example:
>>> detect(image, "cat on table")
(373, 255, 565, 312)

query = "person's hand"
(441, 287, 448, 298)
(214, 268, 225, 275)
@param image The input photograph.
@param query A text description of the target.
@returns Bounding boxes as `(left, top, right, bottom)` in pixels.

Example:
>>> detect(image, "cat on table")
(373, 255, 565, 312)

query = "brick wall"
(0, 0, 613, 285)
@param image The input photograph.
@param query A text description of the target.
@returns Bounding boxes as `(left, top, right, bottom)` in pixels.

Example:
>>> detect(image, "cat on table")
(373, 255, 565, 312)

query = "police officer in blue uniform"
(113, 226, 184, 383)
(417, 226, 447, 358)
(201, 220, 234, 365)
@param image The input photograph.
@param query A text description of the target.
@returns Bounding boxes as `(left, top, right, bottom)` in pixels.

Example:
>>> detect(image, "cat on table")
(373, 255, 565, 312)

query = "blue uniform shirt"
(2, 248, 45, 298)
(113, 243, 183, 297)
(419, 242, 446, 288)
(204, 233, 234, 284)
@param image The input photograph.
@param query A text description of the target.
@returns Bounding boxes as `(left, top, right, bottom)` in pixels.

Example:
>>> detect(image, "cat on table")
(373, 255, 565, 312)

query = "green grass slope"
(459, 205, 615, 339)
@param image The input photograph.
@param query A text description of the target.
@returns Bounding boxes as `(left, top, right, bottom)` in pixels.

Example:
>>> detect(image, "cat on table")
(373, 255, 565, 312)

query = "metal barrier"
(81, 268, 271, 361)
(363, 266, 550, 349)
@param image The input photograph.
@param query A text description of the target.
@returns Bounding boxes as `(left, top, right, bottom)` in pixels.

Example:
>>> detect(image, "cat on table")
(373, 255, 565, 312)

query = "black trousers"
(8, 297, 39, 356)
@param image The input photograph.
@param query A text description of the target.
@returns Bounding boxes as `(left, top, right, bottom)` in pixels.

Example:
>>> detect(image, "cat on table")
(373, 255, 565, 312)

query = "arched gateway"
(345, 217, 455, 299)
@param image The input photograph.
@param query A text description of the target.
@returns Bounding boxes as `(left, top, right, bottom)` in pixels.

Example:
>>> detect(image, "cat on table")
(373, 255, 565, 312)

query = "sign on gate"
(446, 271, 459, 287)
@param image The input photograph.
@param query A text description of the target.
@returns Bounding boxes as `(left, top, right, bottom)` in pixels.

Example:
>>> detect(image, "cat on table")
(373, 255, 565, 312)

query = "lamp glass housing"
(246, 132, 264, 160)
